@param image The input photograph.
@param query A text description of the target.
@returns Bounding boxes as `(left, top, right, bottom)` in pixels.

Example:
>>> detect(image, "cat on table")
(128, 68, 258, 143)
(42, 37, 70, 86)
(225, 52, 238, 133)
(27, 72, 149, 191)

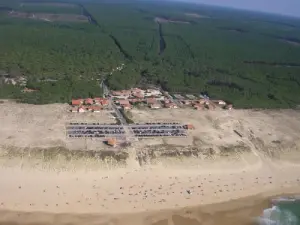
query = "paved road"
(100, 80, 137, 142)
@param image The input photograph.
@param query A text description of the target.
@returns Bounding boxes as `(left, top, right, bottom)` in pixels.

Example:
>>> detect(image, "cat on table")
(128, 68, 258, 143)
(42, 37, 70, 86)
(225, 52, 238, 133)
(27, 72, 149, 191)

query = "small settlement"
(70, 88, 232, 112)
(68, 88, 232, 147)
(70, 98, 109, 112)
(110, 88, 232, 111)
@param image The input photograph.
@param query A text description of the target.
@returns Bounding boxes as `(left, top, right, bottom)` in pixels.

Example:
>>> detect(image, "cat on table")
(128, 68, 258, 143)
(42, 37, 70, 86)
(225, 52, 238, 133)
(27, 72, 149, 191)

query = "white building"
(145, 89, 161, 97)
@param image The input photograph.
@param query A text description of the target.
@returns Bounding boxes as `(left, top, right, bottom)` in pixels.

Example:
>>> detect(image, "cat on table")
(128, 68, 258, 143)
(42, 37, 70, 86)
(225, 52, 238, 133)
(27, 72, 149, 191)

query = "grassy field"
(0, 0, 300, 107)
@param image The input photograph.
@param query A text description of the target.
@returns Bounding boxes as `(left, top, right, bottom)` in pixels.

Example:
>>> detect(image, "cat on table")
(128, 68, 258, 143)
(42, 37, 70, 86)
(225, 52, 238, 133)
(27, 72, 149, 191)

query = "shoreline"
(0, 187, 299, 225)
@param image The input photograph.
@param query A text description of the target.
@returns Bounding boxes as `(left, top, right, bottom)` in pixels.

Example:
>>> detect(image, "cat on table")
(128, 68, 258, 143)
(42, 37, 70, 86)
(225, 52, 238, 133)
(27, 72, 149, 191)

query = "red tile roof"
(147, 98, 157, 104)
(101, 99, 109, 105)
(87, 106, 102, 111)
(72, 99, 82, 106)
(85, 98, 94, 105)
(118, 99, 130, 105)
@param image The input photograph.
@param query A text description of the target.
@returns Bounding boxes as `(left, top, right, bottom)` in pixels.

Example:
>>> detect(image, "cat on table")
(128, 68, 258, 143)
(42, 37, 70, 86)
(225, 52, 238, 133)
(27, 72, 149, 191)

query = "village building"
(93, 97, 103, 104)
(194, 104, 204, 110)
(22, 87, 38, 93)
(71, 99, 82, 106)
(185, 124, 195, 130)
(101, 99, 109, 106)
(182, 100, 191, 105)
(71, 107, 78, 112)
(217, 100, 226, 105)
(87, 106, 102, 112)
(150, 103, 161, 109)
(122, 104, 132, 110)
(155, 96, 165, 101)
(164, 99, 170, 104)
(227, 104, 233, 110)
(212, 100, 226, 105)
(78, 106, 86, 113)
(186, 94, 196, 100)
(146, 98, 157, 105)
(132, 92, 144, 98)
(131, 88, 144, 95)
(144, 89, 161, 97)
(94, 98, 109, 106)
(118, 99, 130, 106)
(84, 98, 94, 105)
(165, 102, 178, 109)
(199, 99, 208, 105)
(107, 138, 117, 147)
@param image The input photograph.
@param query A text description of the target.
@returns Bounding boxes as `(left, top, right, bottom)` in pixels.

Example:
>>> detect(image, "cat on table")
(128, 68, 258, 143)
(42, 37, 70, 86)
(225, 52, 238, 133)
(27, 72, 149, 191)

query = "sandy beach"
(0, 157, 299, 225)
(0, 152, 300, 214)
(0, 102, 300, 224)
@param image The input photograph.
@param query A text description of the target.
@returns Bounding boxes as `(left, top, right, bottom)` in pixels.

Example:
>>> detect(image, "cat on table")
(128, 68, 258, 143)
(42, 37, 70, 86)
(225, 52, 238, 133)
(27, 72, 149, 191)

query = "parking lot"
(67, 123, 125, 138)
(66, 122, 188, 139)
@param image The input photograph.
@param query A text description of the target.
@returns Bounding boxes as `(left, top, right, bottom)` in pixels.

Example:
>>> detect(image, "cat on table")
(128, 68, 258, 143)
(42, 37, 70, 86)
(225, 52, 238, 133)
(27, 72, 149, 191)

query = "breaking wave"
(256, 197, 300, 225)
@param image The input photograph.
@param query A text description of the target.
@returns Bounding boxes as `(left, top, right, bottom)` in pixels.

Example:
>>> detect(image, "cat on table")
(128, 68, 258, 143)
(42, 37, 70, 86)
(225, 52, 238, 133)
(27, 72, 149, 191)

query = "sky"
(173, 0, 300, 18)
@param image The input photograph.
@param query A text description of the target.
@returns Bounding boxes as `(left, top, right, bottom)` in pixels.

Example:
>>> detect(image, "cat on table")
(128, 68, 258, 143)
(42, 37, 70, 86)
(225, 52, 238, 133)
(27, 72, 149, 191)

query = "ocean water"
(257, 197, 300, 225)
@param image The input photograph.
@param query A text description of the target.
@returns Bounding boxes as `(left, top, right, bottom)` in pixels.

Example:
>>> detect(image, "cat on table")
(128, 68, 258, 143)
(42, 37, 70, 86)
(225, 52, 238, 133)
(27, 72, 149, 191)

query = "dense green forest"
(1, 0, 300, 107)
(0, 78, 103, 104)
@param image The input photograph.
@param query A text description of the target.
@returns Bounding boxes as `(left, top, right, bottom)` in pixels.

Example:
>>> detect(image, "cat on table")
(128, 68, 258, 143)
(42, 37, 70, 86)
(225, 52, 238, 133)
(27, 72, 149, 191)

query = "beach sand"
(0, 152, 300, 224)
(0, 102, 300, 224)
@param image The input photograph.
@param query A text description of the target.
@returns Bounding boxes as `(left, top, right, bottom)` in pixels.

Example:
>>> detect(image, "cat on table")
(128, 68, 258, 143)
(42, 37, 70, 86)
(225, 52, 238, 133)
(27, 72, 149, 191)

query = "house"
(107, 138, 117, 147)
(217, 100, 226, 105)
(155, 96, 165, 101)
(194, 104, 204, 110)
(112, 91, 123, 96)
(71, 99, 82, 106)
(182, 100, 191, 105)
(186, 94, 196, 100)
(78, 107, 86, 113)
(146, 98, 157, 105)
(150, 103, 161, 109)
(198, 99, 208, 105)
(86, 106, 102, 112)
(122, 104, 132, 110)
(113, 94, 129, 99)
(85, 98, 94, 105)
(22, 87, 38, 93)
(185, 124, 195, 130)
(132, 92, 144, 98)
(164, 99, 170, 104)
(165, 103, 178, 109)
(146, 89, 161, 96)
(93, 97, 103, 104)
(131, 88, 144, 95)
(227, 104, 233, 110)
(212, 100, 226, 105)
(92, 106, 102, 112)
(94, 98, 109, 106)
(71, 107, 78, 112)
(118, 99, 130, 106)
(101, 99, 109, 106)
